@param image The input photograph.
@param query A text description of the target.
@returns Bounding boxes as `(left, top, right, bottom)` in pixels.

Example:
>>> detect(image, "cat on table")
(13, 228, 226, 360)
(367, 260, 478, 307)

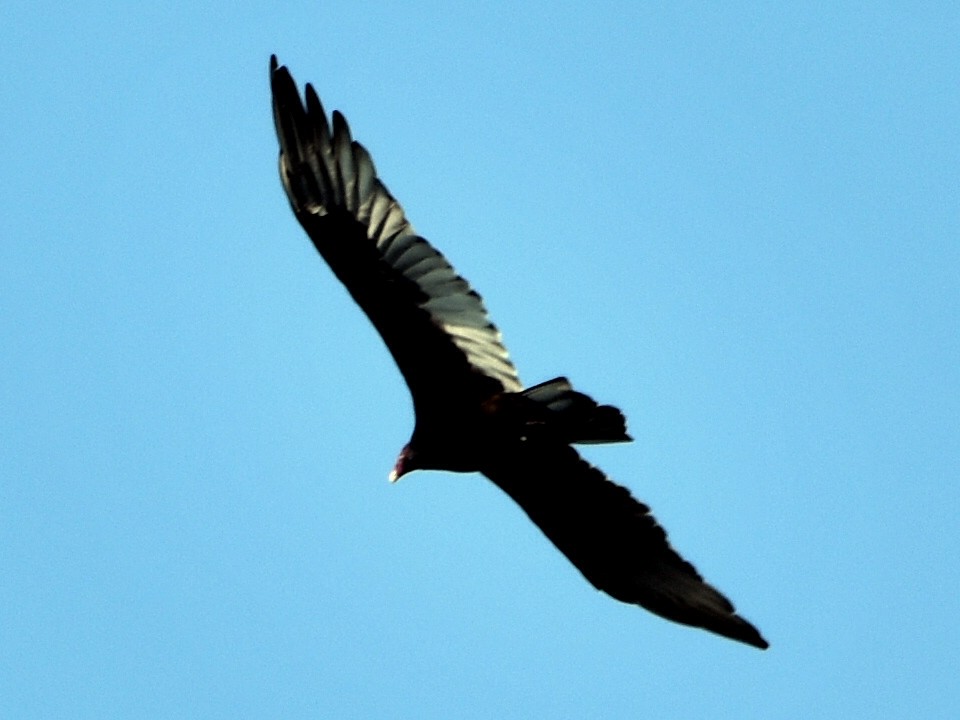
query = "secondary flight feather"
(270, 56, 768, 650)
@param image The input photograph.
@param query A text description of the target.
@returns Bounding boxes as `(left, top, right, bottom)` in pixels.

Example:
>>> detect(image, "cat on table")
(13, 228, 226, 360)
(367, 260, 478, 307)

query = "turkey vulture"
(270, 56, 768, 650)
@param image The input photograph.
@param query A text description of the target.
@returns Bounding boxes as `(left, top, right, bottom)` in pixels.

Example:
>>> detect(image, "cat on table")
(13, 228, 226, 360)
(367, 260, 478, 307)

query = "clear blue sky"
(2, 2, 958, 717)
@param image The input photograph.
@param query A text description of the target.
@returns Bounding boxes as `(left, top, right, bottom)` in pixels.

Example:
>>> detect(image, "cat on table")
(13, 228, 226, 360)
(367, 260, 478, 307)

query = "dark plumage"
(270, 56, 768, 650)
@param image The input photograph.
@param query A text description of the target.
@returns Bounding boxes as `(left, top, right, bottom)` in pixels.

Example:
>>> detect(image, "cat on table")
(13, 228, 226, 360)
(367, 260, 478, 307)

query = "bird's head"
(388, 443, 419, 483)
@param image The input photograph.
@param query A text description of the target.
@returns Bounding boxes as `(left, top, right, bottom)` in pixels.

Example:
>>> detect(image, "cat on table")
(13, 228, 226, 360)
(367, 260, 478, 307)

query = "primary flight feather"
(270, 56, 768, 650)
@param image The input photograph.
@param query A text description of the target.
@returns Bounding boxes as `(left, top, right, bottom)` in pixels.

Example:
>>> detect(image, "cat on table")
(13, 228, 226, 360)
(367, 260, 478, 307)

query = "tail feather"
(522, 377, 632, 445)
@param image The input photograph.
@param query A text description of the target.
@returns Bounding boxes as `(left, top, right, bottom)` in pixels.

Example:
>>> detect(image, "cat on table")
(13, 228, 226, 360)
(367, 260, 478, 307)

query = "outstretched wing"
(270, 57, 522, 416)
(482, 441, 769, 649)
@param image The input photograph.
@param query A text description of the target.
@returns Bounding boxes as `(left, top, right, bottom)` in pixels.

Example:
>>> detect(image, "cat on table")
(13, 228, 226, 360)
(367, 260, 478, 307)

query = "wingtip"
(304, 83, 324, 117)
(695, 598, 769, 650)
(331, 109, 350, 134)
(270, 56, 293, 97)
(737, 622, 770, 650)
(717, 611, 769, 650)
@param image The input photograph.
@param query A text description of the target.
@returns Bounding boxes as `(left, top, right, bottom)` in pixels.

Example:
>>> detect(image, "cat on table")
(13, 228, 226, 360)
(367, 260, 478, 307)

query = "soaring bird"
(270, 56, 768, 649)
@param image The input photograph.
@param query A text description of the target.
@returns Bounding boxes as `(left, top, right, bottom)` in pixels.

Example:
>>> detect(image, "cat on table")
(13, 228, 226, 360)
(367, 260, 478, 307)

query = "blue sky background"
(2, 2, 958, 717)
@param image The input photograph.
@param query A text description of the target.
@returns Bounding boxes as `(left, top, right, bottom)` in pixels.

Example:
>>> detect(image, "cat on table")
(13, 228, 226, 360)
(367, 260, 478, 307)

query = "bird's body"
(270, 56, 768, 650)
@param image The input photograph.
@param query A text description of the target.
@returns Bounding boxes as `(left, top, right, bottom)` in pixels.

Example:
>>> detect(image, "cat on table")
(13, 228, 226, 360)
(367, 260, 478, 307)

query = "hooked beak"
(389, 444, 414, 483)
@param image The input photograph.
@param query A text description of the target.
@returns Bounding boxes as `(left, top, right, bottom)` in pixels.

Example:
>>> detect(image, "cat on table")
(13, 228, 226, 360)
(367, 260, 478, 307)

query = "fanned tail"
(522, 377, 632, 445)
